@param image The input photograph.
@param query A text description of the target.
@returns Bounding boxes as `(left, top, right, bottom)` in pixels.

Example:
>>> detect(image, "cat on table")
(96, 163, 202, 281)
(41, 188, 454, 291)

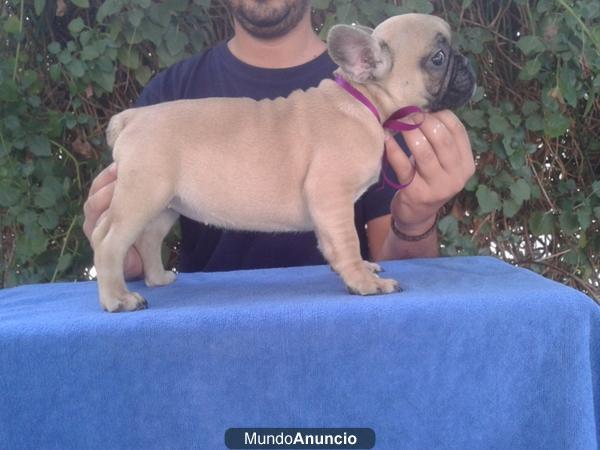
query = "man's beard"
(224, 0, 311, 39)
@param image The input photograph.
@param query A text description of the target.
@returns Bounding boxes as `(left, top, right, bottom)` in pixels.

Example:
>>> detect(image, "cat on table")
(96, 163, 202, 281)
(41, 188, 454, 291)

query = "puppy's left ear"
(327, 25, 392, 83)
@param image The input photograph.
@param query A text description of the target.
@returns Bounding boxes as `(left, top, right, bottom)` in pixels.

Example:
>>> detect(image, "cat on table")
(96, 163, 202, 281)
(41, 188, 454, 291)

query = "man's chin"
(227, 0, 310, 40)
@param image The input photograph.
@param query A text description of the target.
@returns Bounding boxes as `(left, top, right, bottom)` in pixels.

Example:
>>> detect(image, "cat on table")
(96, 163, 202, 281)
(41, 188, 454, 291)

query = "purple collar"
(335, 74, 424, 190)
(334, 74, 423, 132)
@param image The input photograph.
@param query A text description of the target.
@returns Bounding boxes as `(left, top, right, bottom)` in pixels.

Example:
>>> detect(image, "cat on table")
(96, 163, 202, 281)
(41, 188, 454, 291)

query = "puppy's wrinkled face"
(328, 14, 476, 112)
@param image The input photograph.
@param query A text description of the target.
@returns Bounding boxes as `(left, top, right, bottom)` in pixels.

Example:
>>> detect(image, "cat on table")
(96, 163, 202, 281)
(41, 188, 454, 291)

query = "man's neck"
(227, 12, 327, 69)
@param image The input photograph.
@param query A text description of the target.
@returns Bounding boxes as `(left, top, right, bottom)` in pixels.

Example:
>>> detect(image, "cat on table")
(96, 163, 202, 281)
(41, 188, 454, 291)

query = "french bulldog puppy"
(93, 13, 476, 312)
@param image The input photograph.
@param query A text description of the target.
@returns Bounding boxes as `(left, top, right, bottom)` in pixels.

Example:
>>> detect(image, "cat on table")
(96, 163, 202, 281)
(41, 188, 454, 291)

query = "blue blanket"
(0, 256, 598, 449)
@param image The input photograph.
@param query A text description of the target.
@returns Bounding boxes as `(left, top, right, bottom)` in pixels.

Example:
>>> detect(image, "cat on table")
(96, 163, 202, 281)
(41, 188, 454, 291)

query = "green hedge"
(1, 0, 598, 299)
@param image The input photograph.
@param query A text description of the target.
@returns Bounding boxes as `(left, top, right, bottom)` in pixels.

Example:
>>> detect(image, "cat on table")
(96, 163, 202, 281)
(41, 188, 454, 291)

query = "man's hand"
(83, 163, 144, 280)
(385, 110, 475, 235)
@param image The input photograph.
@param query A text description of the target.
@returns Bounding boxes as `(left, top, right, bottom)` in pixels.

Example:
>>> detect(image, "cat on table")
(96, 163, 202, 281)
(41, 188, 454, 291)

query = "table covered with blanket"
(0, 256, 598, 449)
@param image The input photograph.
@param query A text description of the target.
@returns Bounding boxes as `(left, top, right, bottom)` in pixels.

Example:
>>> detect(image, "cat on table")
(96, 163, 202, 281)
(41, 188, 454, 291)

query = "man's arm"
(367, 110, 474, 261)
(368, 213, 439, 261)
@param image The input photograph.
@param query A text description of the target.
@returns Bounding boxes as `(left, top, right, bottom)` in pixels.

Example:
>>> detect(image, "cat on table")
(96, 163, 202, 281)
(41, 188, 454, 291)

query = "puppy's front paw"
(102, 291, 148, 312)
(145, 270, 176, 287)
(346, 273, 401, 295)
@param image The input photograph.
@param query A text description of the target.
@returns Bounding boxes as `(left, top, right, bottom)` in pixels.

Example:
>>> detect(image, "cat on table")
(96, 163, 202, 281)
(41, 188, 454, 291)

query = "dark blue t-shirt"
(136, 42, 397, 272)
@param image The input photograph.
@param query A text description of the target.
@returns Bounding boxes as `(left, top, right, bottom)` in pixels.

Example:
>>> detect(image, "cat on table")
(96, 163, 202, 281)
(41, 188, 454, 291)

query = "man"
(83, 0, 475, 278)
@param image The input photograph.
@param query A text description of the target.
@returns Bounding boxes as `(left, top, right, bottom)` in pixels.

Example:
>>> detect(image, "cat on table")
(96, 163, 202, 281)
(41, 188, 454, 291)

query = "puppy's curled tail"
(106, 109, 135, 148)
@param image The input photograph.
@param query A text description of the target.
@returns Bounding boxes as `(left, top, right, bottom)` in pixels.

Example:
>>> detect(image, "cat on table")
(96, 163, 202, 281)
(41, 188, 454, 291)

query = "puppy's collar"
(334, 74, 423, 132)
(335, 74, 424, 191)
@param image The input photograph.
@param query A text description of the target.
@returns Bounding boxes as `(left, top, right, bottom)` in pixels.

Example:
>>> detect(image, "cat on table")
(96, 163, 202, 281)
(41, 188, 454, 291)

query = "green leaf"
(170, 0, 190, 11)
(529, 212, 554, 235)
(558, 67, 578, 107)
(58, 50, 72, 65)
(4, 114, 20, 129)
(27, 95, 42, 108)
(502, 135, 516, 156)
(81, 45, 100, 61)
(460, 109, 486, 128)
(29, 136, 52, 156)
(312, 0, 330, 9)
(438, 215, 459, 238)
(71, 0, 90, 8)
(48, 42, 61, 54)
(525, 114, 544, 131)
(4, 16, 21, 34)
(18, 211, 38, 227)
(522, 100, 539, 115)
(49, 64, 61, 81)
(336, 3, 352, 23)
(34, 187, 57, 209)
(0, 80, 19, 102)
(34, 0, 46, 15)
(56, 254, 73, 273)
(577, 207, 592, 231)
(68, 18, 85, 34)
(156, 42, 181, 67)
(67, 59, 85, 78)
(510, 179, 531, 205)
(20, 223, 48, 255)
(544, 113, 570, 138)
(489, 114, 511, 135)
(140, 21, 164, 46)
(135, 65, 152, 85)
(464, 175, 478, 192)
(93, 70, 115, 92)
(516, 35, 545, 55)
(165, 27, 189, 56)
(503, 199, 520, 218)
(128, 10, 144, 28)
(559, 210, 579, 234)
(471, 86, 485, 103)
(519, 59, 542, 80)
(38, 209, 59, 230)
(0, 185, 20, 207)
(96, 0, 122, 23)
(118, 48, 141, 69)
(476, 185, 501, 214)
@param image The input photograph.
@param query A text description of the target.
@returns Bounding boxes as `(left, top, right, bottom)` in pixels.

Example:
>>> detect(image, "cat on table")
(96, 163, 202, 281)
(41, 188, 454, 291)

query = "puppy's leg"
(92, 215, 146, 312)
(306, 192, 399, 295)
(135, 209, 179, 287)
(92, 179, 173, 312)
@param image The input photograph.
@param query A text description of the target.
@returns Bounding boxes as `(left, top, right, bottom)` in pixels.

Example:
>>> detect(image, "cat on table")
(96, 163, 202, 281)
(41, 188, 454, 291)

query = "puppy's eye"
(431, 50, 446, 66)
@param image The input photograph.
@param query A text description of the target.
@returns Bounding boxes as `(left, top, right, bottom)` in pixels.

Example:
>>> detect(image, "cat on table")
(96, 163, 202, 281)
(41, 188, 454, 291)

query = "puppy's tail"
(106, 109, 135, 148)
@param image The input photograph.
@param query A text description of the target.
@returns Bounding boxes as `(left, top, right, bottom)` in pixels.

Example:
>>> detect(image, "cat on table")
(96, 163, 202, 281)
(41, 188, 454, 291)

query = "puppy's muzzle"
(429, 53, 476, 112)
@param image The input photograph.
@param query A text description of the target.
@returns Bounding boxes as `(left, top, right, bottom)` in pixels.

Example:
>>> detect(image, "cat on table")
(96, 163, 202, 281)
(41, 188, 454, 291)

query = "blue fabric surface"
(0, 256, 598, 449)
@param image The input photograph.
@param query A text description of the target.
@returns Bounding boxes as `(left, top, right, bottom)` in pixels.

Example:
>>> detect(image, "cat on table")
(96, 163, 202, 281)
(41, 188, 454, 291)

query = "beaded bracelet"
(390, 215, 438, 242)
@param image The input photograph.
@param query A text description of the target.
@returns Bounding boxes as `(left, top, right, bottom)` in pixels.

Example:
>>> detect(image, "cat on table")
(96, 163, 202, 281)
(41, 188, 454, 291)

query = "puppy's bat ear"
(327, 24, 392, 83)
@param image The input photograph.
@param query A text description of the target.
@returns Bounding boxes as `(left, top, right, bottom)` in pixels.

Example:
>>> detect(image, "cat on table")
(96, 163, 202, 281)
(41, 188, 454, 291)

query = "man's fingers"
(88, 162, 117, 197)
(432, 110, 475, 178)
(401, 123, 442, 183)
(84, 163, 117, 240)
(384, 134, 414, 185)
(82, 182, 115, 239)
(416, 112, 462, 175)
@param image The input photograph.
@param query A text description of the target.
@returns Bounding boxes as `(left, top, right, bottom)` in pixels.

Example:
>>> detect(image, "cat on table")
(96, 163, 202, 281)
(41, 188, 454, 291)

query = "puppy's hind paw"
(145, 270, 176, 287)
(102, 292, 148, 312)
